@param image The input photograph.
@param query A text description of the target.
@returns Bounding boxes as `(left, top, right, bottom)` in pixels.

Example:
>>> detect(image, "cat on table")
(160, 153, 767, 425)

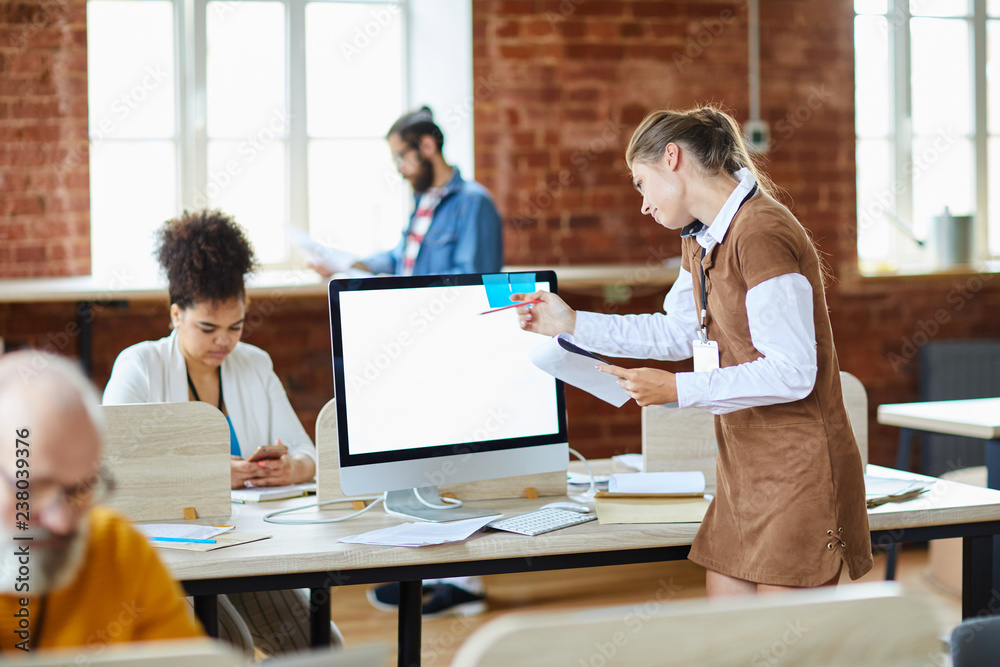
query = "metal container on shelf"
(931, 207, 973, 268)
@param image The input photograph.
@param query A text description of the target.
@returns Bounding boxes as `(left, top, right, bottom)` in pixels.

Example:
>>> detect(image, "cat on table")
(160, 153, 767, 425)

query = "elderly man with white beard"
(0, 351, 203, 654)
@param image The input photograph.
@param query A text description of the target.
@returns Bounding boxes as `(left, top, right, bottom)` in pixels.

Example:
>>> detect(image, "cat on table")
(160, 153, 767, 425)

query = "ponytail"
(625, 106, 777, 198)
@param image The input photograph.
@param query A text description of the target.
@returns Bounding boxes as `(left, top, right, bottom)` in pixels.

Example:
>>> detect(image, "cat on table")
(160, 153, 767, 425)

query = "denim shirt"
(361, 168, 504, 275)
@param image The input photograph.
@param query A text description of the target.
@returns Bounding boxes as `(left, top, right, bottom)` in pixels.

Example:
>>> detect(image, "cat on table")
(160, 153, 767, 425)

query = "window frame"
(855, 0, 996, 273)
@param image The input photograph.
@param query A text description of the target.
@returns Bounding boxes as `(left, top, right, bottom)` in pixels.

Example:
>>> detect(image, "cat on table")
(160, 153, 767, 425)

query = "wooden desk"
(877, 397, 1000, 487)
(160, 465, 1000, 667)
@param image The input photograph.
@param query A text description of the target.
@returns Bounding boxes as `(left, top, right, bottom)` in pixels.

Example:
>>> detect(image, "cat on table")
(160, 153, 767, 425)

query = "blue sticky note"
(483, 274, 511, 308)
(483, 273, 538, 308)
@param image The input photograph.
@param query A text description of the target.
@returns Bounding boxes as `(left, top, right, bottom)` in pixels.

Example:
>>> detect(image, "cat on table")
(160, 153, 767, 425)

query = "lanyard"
(697, 184, 759, 342)
(187, 369, 223, 411)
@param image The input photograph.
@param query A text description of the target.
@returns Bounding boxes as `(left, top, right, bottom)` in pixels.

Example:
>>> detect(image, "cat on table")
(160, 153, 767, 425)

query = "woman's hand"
(245, 439, 316, 486)
(230, 456, 264, 490)
(511, 291, 577, 336)
(598, 364, 678, 407)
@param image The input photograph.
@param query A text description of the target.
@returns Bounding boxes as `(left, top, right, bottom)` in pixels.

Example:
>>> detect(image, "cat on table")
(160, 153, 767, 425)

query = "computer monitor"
(327, 271, 568, 522)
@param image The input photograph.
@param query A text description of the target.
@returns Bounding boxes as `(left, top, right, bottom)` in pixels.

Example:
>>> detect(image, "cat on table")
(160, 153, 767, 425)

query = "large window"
(855, 0, 1000, 274)
(88, 0, 470, 281)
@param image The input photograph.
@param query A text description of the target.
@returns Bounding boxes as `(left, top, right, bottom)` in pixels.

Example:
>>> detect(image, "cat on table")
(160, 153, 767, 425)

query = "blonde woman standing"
(515, 107, 873, 595)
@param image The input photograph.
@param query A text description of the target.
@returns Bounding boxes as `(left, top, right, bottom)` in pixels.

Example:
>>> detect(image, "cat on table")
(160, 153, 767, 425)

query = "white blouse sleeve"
(573, 268, 699, 361)
(676, 272, 818, 414)
(103, 346, 152, 405)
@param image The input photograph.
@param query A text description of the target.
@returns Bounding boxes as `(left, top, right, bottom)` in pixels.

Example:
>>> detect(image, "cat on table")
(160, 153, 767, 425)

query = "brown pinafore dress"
(684, 192, 874, 587)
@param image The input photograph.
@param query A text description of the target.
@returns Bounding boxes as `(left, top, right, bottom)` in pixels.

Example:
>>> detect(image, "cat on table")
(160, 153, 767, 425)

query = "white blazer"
(103, 331, 316, 463)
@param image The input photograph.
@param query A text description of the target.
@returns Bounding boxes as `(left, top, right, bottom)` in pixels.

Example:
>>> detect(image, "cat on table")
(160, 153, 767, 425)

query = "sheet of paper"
(611, 453, 644, 471)
(150, 532, 271, 552)
(530, 333, 629, 407)
(339, 516, 496, 547)
(285, 224, 371, 276)
(864, 474, 932, 497)
(136, 524, 234, 540)
(608, 471, 705, 495)
(567, 471, 610, 487)
(595, 496, 711, 524)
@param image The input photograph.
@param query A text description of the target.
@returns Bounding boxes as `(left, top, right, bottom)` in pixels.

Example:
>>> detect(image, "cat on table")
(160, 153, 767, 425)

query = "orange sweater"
(0, 506, 203, 654)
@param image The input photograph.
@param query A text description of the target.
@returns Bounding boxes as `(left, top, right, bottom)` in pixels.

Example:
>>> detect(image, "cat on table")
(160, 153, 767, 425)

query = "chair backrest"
(840, 370, 868, 466)
(951, 615, 1000, 667)
(315, 398, 566, 502)
(642, 371, 870, 484)
(450, 583, 942, 667)
(101, 402, 231, 522)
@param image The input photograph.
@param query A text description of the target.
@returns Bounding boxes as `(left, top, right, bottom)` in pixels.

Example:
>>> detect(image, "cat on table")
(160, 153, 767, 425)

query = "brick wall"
(0, 0, 90, 277)
(2, 0, 999, 466)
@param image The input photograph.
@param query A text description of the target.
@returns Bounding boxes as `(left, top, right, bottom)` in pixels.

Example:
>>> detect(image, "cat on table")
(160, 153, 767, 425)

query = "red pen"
(478, 298, 543, 315)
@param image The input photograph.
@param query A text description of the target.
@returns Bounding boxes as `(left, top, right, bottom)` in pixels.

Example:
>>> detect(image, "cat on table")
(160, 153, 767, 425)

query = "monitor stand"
(383, 486, 502, 523)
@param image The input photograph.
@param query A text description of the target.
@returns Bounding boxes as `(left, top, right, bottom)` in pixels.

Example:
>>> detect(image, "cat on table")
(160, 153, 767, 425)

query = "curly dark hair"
(155, 209, 258, 310)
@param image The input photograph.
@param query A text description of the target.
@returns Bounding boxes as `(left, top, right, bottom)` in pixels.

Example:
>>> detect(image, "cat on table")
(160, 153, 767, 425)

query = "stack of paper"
(604, 471, 706, 497)
(594, 471, 710, 524)
(864, 474, 933, 509)
(339, 516, 495, 547)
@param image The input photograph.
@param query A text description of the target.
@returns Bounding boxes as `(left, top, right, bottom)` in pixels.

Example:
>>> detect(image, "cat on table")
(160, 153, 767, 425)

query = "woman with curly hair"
(103, 210, 332, 654)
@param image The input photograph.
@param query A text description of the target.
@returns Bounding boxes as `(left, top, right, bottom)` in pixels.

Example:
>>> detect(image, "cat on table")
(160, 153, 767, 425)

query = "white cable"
(262, 495, 383, 524)
(412, 487, 464, 509)
(568, 447, 596, 498)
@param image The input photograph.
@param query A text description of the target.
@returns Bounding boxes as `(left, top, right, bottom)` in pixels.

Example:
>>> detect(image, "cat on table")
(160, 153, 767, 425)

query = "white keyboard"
(486, 508, 597, 536)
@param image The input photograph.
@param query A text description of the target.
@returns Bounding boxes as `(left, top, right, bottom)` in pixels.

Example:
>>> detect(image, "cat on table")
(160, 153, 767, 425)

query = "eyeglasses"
(391, 143, 420, 168)
(0, 465, 115, 514)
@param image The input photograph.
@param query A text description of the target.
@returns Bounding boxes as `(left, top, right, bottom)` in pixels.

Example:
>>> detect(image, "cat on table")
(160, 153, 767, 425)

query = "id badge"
(692, 339, 720, 373)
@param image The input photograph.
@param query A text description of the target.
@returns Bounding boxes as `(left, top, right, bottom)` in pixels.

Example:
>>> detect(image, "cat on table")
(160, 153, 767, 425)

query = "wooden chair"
(450, 582, 943, 667)
(314, 398, 566, 503)
(642, 371, 870, 487)
(101, 402, 231, 523)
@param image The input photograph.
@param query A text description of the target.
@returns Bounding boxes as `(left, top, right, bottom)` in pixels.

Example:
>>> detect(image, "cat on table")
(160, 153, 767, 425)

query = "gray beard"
(0, 514, 90, 596)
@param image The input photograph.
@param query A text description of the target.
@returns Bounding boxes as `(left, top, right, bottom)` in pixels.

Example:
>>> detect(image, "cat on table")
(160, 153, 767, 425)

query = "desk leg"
(310, 587, 331, 647)
(962, 535, 998, 619)
(987, 438, 1000, 594)
(884, 428, 918, 581)
(398, 580, 422, 667)
(193, 595, 219, 637)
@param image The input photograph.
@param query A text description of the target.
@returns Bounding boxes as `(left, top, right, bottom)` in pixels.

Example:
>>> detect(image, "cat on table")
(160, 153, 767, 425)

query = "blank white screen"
(338, 282, 559, 456)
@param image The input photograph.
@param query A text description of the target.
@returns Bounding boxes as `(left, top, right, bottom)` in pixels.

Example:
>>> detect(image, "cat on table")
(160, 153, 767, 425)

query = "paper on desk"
(136, 524, 234, 541)
(864, 474, 933, 498)
(339, 516, 496, 547)
(611, 453, 644, 472)
(151, 532, 272, 552)
(595, 495, 711, 524)
(529, 333, 630, 407)
(607, 471, 705, 496)
(231, 482, 316, 503)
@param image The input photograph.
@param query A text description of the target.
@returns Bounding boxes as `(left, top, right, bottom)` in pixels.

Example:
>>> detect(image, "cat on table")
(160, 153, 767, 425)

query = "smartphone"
(247, 444, 288, 462)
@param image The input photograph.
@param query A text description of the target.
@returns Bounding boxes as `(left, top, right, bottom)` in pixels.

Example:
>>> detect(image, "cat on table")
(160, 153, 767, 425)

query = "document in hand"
(285, 224, 371, 276)
(529, 333, 630, 407)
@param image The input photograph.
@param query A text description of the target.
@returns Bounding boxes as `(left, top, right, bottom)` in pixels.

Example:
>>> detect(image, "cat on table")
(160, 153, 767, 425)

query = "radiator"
(919, 340, 1000, 477)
